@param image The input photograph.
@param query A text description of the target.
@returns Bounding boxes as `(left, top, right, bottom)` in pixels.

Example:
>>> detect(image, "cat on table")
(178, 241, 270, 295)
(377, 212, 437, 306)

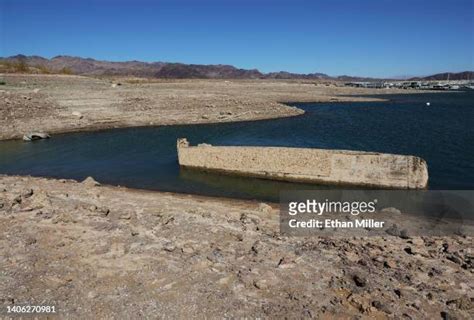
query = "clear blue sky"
(1, 0, 473, 77)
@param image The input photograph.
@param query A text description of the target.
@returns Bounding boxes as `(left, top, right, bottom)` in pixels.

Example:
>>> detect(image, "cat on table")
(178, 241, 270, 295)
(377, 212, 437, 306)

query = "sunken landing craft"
(177, 138, 429, 189)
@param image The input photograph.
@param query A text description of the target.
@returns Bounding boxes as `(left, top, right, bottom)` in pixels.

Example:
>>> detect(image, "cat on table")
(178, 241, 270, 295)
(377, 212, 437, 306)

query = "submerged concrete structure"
(177, 138, 429, 189)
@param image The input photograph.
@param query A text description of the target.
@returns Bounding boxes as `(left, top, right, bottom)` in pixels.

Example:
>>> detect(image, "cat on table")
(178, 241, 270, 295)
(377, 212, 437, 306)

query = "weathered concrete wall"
(177, 138, 429, 189)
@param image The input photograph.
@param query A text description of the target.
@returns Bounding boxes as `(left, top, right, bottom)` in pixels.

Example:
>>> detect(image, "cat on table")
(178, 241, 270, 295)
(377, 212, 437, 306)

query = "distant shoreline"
(0, 73, 433, 141)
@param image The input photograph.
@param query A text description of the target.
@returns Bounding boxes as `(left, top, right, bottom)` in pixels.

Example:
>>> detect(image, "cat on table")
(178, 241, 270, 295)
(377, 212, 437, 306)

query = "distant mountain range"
(409, 71, 474, 81)
(1, 54, 472, 81)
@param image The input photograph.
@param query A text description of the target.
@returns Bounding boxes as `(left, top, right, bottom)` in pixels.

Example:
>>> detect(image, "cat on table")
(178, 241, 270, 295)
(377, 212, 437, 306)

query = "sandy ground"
(0, 176, 472, 319)
(0, 74, 422, 141)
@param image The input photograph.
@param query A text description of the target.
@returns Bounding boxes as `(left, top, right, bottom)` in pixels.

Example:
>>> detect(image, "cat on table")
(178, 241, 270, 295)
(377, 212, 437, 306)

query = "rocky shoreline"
(0, 175, 472, 318)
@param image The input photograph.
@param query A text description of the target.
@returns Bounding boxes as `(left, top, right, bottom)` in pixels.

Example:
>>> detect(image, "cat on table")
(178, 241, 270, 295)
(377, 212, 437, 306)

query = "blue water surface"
(1, 91, 473, 201)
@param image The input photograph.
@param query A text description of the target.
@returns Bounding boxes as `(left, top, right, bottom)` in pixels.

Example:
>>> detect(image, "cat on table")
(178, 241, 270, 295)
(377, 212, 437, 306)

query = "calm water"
(1, 92, 473, 201)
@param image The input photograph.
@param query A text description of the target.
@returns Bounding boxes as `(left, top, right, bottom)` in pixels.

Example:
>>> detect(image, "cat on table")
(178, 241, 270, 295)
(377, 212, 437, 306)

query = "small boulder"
(23, 132, 50, 141)
(254, 279, 269, 290)
(82, 176, 101, 187)
(163, 242, 176, 252)
(258, 202, 273, 213)
(380, 207, 402, 215)
(385, 224, 401, 237)
(72, 111, 83, 119)
(384, 259, 397, 269)
(352, 273, 367, 287)
(446, 295, 472, 310)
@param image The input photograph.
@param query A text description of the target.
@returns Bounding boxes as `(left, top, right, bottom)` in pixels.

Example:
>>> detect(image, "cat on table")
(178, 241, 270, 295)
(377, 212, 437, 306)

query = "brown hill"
(2, 54, 470, 81)
(409, 71, 474, 81)
(0, 55, 265, 79)
(0, 55, 327, 79)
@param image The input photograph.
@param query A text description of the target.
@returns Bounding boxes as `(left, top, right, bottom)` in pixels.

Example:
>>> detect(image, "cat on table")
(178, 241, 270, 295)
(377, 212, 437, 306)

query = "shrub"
(59, 67, 73, 75)
(36, 64, 51, 74)
(13, 58, 29, 72)
(0, 61, 13, 68)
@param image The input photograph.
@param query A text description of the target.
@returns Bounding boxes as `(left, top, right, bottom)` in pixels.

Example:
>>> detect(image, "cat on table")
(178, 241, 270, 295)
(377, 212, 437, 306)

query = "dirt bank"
(0, 74, 423, 141)
(0, 175, 472, 318)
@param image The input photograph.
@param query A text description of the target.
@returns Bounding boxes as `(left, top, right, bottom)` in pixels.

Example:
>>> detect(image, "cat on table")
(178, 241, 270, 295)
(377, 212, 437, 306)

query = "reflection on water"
(179, 168, 339, 201)
(0, 91, 473, 201)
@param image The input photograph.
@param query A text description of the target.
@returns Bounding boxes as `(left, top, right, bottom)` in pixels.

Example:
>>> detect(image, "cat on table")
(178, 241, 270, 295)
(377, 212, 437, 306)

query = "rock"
(372, 255, 384, 263)
(82, 176, 100, 187)
(380, 207, 402, 215)
(385, 224, 401, 237)
(251, 241, 261, 255)
(86, 205, 109, 217)
(23, 132, 50, 141)
(257, 202, 272, 213)
(217, 275, 232, 285)
(201, 115, 210, 120)
(24, 236, 37, 246)
(33, 88, 40, 93)
(52, 212, 75, 224)
(384, 259, 397, 268)
(446, 295, 472, 310)
(410, 237, 425, 246)
(21, 188, 34, 198)
(441, 311, 458, 320)
(97, 206, 110, 216)
(12, 194, 22, 205)
(254, 279, 268, 290)
(182, 246, 195, 255)
(394, 288, 402, 298)
(207, 248, 224, 263)
(371, 300, 392, 314)
(352, 274, 367, 287)
(119, 212, 132, 220)
(345, 251, 360, 262)
(277, 257, 296, 269)
(385, 224, 410, 238)
(163, 243, 176, 252)
(235, 233, 244, 242)
(72, 111, 83, 119)
(348, 294, 371, 312)
(399, 229, 411, 239)
(446, 254, 462, 265)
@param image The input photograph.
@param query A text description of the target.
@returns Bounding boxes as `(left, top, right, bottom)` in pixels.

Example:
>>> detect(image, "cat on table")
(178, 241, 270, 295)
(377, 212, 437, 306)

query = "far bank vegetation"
(0, 58, 74, 75)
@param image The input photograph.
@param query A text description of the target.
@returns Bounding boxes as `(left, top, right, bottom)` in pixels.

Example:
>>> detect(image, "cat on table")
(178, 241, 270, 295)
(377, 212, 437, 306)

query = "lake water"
(1, 91, 473, 201)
